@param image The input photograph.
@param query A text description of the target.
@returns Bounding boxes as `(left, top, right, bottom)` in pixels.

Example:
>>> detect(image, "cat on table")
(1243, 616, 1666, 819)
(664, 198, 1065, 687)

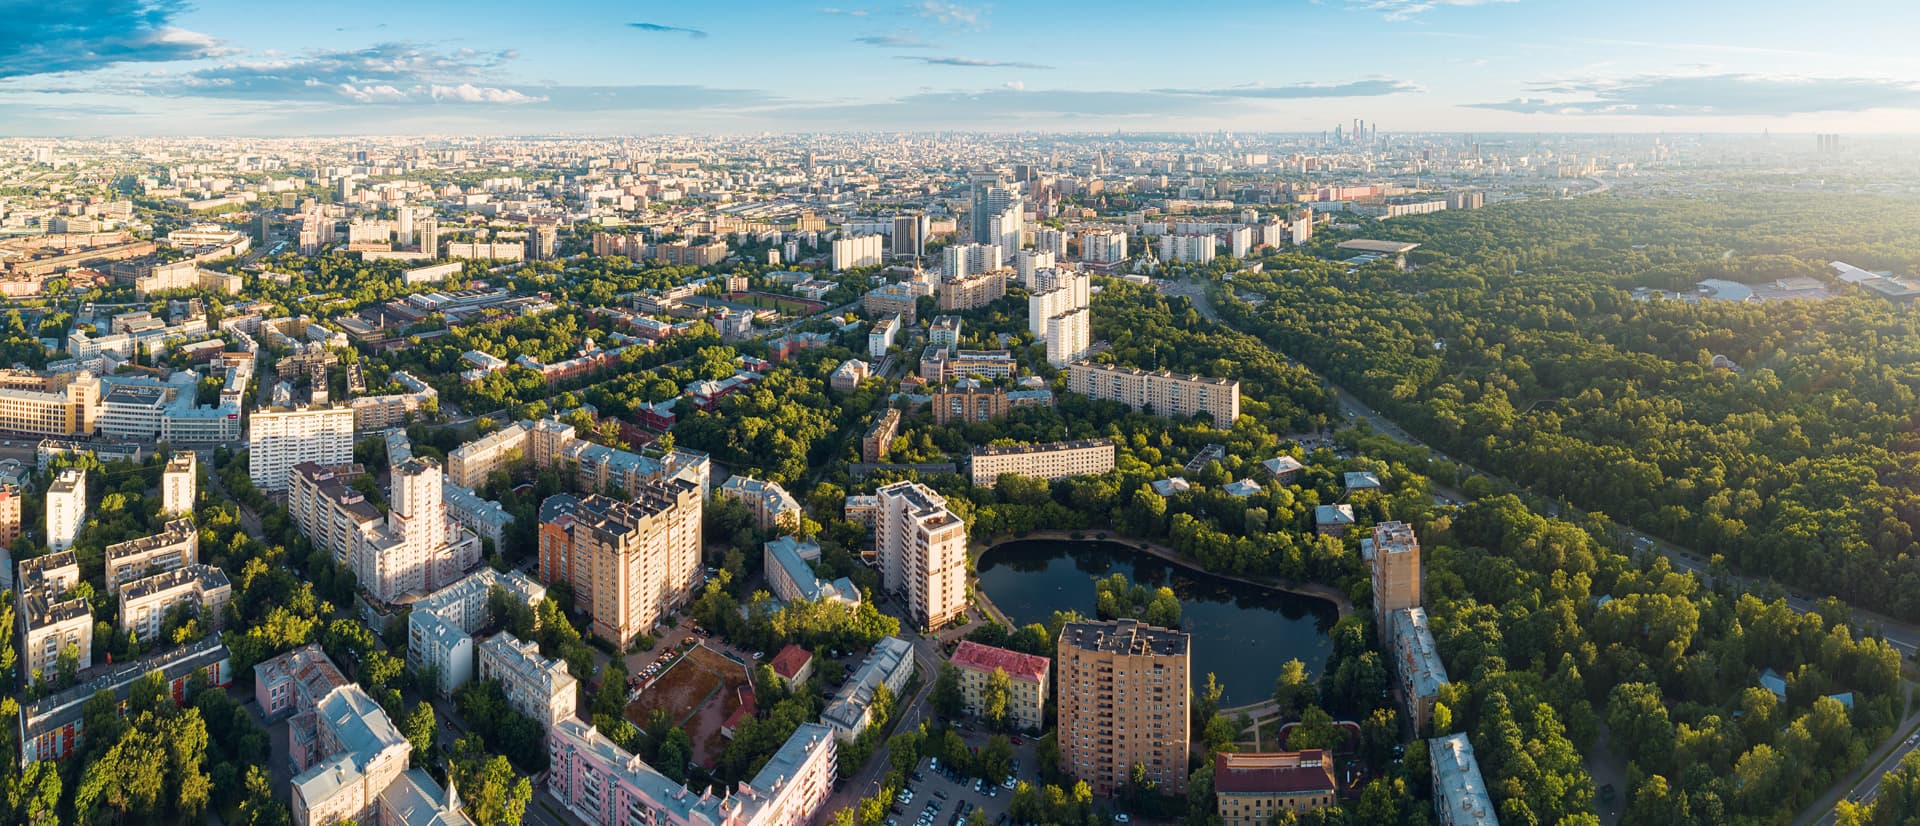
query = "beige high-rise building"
(1057, 619, 1191, 797)
(162, 451, 196, 517)
(537, 478, 703, 648)
(1368, 521, 1421, 633)
(1066, 362, 1240, 428)
(875, 481, 968, 631)
(46, 469, 85, 552)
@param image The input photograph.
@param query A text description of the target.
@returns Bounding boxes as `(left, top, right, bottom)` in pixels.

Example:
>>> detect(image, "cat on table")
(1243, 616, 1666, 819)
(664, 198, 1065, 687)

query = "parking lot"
(889, 733, 1046, 826)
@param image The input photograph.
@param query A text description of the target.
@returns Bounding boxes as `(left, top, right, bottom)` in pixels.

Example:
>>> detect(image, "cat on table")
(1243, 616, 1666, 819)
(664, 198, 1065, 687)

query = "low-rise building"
(969, 439, 1115, 488)
(829, 359, 871, 393)
(948, 641, 1049, 732)
(408, 568, 547, 695)
(1430, 733, 1498, 826)
(1314, 504, 1354, 536)
(861, 408, 901, 463)
(822, 636, 916, 741)
(548, 718, 836, 826)
(17, 550, 90, 686)
(116, 563, 230, 641)
(1262, 456, 1304, 484)
(1390, 607, 1449, 733)
(718, 475, 803, 534)
(1214, 751, 1339, 825)
(104, 517, 198, 589)
(1066, 361, 1240, 429)
(442, 481, 515, 551)
(477, 631, 577, 730)
(764, 536, 860, 608)
(18, 638, 231, 764)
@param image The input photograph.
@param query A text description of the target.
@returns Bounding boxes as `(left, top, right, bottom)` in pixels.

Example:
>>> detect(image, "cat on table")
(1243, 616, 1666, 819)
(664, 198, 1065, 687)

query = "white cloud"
(918, 0, 985, 28)
(1346, 0, 1518, 21)
(430, 83, 544, 104)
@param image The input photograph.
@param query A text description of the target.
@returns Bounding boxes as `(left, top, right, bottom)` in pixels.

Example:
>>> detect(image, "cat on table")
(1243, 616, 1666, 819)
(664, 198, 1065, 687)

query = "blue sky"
(4, 0, 1920, 135)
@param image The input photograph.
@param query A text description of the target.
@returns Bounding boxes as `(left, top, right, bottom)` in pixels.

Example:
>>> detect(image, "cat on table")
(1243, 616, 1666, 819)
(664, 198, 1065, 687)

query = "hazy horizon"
(6, 0, 1920, 137)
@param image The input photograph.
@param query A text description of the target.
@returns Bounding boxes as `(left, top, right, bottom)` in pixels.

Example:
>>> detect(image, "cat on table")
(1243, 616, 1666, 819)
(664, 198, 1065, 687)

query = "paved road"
(1810, 687, 1920, 826)
(822, 629, 944, 813)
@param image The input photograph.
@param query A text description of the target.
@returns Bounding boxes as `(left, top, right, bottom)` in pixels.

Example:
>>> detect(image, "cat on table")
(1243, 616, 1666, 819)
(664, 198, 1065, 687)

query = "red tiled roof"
(949, 641, 1050, 684)
(770, 644, 812, 679)
(1213, 751, 1337, 795)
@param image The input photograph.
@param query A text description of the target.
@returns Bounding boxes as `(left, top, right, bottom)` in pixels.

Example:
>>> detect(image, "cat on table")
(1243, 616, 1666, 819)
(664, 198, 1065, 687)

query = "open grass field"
(726, 291, 827, 315)
(625, 643, 753, 768)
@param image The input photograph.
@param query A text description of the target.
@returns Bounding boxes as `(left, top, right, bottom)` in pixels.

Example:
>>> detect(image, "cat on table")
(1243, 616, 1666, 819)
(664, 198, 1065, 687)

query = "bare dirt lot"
(625, 643, 753, 768)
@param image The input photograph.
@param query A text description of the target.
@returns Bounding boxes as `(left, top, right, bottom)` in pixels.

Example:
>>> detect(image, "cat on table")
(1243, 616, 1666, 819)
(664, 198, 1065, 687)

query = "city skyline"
(5, 0, 1920, 136)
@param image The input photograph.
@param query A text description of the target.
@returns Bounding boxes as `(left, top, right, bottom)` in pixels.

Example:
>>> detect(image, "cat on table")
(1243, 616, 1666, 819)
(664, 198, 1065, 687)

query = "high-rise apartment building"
(832, 233, 884, 271)
(46, 468, 85, 551)
(530, 217, 560, 261)
(1044, 308, 1092, 368)
(248, 405, 355, 491)
(537, 480, 704, 648)
(1056, 619, 1191, 796)
(1078, 229, 1128, 270)
(1034, 228, 1067, 260)
(407, 567, 546, 695)
(1066, 362, 1240, 428)
(875, 481, 968, 631)
(1015, 250, 1056, 288)
(1028, 273, 1089, 338)
(1159, 233, 1218, 264)
(417, 214, 439, 256)
(162, 450, 196, 517)
(1228, 225, 1254, 259)
(939, 270, 1006, 312)
(941, 243, 1003, 281)
(1368, 521, 1421, 631)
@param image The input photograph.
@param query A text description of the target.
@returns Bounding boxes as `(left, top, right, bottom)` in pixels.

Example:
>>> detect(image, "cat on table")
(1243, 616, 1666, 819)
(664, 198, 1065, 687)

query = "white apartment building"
(868, 314, 901, 359)
(408, 568, 546, 695)
(46, 469, 85, 551)
(1229, 225, 1254, 259)
(248, 405, 355, 491)
(162, 450, 195, 517)
(1033, 228, 1067, 260)
(1159, 233, 1218, 264)
(941, 243, 1002, 281)
(1078, 229, 1128, 267)
(477, 632, 577, 730)
(875, 482, 968, 631)
(1027, 273, 1090, 339)
(969, 438, 1115, 488)
(832, 233, 885, 271)
(1043, 308, 1092, 368)
(1015, 249, 1057, 288)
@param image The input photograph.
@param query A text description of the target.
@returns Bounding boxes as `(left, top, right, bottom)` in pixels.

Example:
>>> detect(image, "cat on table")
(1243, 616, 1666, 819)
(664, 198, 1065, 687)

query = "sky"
(4, 0, 1920, 136)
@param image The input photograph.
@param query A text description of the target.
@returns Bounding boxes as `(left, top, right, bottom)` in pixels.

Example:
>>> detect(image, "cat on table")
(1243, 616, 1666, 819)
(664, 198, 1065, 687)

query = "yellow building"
(949, 641, 1050, 732)
(1214, 751, 1338, 826)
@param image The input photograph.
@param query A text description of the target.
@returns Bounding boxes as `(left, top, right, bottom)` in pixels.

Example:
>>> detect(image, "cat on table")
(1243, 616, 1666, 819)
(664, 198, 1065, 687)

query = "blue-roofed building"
(1262, 456, 1304, 484)
(1222, 479, 1263, 497)
(1390, 607, 1450, 733)
(1151, 477, 1192, 497)
(1759, 668, 1788, 700)
(764, 536, 859, 609)
(1429, 733, 1497, 826)
(1344, 471, 1382, 491)
(441, 481, 514, 550)
(1315, 504, 1355, 536)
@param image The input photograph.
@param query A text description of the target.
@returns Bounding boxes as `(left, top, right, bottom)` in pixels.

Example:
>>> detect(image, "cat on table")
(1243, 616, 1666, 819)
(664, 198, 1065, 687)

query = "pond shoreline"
(972, 529, 1354, 621)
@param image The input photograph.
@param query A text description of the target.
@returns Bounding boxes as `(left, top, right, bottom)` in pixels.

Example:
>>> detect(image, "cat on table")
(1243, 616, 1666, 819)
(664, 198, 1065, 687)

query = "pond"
(975, 538, 1338, 706)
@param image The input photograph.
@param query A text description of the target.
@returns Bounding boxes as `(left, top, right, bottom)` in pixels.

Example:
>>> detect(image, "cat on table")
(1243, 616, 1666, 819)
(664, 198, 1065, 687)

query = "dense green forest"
(1219, 193, 1920, 620)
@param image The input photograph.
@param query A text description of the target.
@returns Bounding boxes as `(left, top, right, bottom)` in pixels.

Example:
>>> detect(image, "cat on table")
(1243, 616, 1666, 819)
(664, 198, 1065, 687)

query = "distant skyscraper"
(418, 215, 438, 256)
(891, 212, 929, 260)
(530, 218, 559, 261)
(396, 203, 414, 248)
